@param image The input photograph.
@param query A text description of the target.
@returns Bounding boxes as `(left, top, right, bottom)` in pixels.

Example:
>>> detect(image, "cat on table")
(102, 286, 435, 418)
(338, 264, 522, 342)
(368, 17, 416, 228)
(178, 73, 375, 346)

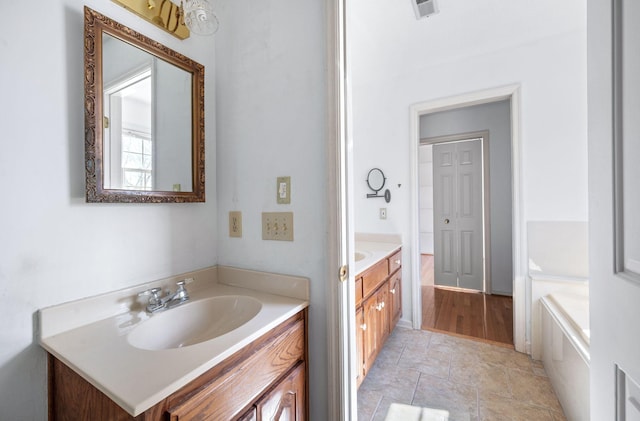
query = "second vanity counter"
(354, 237, 402, 275)
(40, 266, 309, 417)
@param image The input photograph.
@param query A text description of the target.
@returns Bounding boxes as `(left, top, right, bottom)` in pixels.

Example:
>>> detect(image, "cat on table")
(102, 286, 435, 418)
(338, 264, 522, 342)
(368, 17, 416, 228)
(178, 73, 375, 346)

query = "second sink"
(127, 295, 262, 351)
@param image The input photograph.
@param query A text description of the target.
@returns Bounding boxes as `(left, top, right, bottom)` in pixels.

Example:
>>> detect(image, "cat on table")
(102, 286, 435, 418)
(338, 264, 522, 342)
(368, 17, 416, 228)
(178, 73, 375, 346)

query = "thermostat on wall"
(413, 0, 439, 19)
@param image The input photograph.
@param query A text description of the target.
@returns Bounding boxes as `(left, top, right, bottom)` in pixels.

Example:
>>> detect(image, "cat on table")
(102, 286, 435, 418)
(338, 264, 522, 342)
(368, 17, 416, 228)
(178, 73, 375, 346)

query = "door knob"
(444, 218, 450, 224)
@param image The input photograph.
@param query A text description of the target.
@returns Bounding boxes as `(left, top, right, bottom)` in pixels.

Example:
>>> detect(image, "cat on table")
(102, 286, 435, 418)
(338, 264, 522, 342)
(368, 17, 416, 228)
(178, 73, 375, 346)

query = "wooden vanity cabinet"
(362, 292, 380, 375)
(355, 248, 401, 386)
(389, 269, 402, 329)
(355, 306, 365, 387)
(48, 310, 308, 421)
(256, 362, 305, 420)
(237, 408, 257, 421)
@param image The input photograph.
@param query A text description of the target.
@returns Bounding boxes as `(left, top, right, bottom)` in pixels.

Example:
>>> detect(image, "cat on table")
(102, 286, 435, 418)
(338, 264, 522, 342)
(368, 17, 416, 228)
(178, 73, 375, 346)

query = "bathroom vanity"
(354, 238, 402, 386)
(40, 266, 309, 420)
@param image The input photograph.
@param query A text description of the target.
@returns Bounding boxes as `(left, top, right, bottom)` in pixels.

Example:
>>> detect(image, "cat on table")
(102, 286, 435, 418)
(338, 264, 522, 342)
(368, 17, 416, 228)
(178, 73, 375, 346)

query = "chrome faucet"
(138, 279, 191, 313)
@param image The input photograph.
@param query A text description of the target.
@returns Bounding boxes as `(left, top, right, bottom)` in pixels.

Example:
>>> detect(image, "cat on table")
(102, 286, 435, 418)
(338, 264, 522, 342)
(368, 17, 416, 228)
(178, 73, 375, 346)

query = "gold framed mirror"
(84, 6, 205, 203)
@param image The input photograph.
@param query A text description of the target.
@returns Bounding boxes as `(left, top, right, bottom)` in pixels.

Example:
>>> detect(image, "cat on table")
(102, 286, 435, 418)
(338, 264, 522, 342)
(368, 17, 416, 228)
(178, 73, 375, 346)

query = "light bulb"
(182, 0, 219, 35)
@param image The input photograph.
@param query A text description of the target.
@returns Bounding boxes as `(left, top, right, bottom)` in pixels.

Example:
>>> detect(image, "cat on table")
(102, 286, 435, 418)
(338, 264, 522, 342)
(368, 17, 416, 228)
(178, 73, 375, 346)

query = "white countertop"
(354, 240, 402, 275)
(39, 266, 309, 416)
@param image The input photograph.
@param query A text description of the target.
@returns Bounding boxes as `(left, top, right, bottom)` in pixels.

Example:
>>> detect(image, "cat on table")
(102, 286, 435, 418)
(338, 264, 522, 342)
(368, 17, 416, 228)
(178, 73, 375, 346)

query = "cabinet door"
(362, 294, 379, 375)
(389, 271, 402, 329)
(355, 276, 363, 306)
(356, 306, 365, 387)
(257, 363, 305, 421)
(237, 407, 257, 421)
(377, 285, 390, 347)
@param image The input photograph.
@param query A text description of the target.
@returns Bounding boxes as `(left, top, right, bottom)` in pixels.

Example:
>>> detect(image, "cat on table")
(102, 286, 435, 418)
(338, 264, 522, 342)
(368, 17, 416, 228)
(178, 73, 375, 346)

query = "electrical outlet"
(277, 176, 291, 204)
(229, 211, 242, 238)
(262, 212, 294, 241)
(380, 208, 387, 219)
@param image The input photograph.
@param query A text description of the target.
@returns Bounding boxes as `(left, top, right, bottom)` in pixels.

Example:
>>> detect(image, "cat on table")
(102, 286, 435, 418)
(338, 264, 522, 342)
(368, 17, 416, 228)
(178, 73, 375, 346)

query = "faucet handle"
(175, 279, 191, 300)
(177, 278, 194, 286)
(138, 287, 162, 304)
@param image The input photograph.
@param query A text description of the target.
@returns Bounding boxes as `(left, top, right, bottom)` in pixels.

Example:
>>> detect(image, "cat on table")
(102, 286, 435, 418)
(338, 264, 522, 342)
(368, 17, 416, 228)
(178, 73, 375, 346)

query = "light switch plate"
(262, 212, 294, 241)
(277, 176, 291, 204)
(229, 211, 242, 238)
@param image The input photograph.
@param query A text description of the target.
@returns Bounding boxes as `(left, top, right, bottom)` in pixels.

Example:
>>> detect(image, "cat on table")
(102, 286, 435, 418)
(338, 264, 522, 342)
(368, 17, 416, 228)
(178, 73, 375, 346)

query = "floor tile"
(449, 359, 511, 398)
(357, 388, 382, 421)
(398, 344, 451, 379)
(478, 392, 555, 421)
(507, 368, 564, 413)
(357, 327, 566, 421)
(412, 373, 479, 420)
(359, 363, 420, 402)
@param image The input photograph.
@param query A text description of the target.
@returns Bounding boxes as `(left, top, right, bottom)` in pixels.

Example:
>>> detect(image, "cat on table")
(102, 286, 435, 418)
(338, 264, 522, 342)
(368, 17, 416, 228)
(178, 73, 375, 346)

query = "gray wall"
(420, 100, 513, 295)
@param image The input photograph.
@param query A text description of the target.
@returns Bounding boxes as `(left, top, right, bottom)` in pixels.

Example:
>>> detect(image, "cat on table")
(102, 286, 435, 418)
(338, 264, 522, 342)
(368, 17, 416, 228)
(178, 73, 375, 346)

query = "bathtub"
(540, 287, 590, 421)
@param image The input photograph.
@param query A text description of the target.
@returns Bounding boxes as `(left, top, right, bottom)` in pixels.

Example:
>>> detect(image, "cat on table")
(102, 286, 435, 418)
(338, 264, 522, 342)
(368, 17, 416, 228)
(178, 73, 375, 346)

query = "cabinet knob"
(395, 260, 401, 265)
(390, 288, 396, 294)
(361, 323, 367, 331)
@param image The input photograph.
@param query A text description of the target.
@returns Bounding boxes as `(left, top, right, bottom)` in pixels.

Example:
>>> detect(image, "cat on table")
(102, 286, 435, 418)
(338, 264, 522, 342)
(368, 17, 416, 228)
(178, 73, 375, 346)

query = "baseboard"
(396, 319, 413, 329)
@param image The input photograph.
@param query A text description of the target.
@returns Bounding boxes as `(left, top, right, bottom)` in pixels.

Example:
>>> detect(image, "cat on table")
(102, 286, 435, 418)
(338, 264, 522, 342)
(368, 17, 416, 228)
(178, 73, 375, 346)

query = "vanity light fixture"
(112, 0, 219, 39)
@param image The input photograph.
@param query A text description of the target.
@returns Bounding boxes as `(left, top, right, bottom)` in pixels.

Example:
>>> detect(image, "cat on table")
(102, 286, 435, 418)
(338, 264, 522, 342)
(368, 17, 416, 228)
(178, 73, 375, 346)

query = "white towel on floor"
(384, 403, 450, 421)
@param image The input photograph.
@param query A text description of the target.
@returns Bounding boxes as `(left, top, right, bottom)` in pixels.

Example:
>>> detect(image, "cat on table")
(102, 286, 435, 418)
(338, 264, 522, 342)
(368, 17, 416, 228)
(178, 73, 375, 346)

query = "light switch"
(262, 212, 293, 241)
(277, 176, 291, 204)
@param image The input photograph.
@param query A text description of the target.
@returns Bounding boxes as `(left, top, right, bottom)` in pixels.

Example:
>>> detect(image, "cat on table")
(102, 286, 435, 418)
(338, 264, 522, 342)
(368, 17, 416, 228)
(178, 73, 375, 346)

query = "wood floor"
(420, 254, 514, 347)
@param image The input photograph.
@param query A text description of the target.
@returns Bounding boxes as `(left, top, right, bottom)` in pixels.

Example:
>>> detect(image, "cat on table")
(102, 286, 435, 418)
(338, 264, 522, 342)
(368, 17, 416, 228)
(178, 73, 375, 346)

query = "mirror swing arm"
(365, 167, 391, 203)
(84, 6, 205, 203)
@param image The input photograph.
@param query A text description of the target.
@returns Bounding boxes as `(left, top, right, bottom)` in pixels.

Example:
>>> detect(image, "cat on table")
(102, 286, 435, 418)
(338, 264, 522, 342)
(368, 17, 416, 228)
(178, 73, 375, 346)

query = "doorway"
(409, 86, 526, 353)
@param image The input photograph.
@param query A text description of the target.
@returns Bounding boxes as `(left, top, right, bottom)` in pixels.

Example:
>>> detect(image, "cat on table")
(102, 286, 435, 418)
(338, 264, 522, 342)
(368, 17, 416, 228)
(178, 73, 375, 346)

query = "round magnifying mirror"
(367, 168, 386, 193)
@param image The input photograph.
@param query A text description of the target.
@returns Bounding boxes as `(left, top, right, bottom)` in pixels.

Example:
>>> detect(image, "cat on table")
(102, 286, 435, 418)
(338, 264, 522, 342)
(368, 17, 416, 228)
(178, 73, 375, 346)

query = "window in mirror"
(104, 65, 153, 190)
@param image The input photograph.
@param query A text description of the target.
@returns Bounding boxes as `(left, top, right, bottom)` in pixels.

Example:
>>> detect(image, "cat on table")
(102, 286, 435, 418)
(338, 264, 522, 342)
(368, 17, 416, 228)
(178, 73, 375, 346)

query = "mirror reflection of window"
(121, 128, 153, 190)
(104, 67, 154, 190)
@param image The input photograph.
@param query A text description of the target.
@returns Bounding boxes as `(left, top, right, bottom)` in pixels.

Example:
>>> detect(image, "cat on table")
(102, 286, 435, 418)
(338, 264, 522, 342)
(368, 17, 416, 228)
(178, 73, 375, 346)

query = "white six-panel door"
(433, 139, 484, 291)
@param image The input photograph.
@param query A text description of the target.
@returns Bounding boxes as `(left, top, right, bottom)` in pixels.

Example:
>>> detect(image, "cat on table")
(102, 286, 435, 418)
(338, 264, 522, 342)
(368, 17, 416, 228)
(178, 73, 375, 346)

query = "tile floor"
(357, 327, 566, 421)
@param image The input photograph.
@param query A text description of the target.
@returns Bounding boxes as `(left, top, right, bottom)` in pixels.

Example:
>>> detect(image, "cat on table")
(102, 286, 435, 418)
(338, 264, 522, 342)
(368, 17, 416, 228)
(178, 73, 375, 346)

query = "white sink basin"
(127, 295, 262, 350)
(355, 251, 369, 262)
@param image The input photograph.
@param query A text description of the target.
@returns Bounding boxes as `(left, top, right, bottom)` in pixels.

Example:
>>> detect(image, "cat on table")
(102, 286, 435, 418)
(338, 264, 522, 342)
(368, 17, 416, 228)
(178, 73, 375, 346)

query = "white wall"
(349, 0, 587, 331)
(0, 1, 217, 419)
(213, 0, 329, 419)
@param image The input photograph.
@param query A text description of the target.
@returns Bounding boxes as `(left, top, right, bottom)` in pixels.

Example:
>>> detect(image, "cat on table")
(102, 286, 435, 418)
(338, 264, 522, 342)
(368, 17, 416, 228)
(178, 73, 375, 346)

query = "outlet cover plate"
(229, 211, 242, 238)
(262, 212, 294, 241)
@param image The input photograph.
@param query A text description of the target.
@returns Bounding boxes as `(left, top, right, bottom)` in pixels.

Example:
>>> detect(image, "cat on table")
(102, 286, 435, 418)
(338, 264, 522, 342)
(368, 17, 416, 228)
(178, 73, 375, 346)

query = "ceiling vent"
(413, 0, 439, 19)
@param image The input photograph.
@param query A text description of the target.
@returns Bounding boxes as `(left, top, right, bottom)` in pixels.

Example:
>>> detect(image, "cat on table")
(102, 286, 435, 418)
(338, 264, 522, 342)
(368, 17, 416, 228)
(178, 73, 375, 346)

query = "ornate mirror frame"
(84, 6, 205, 203)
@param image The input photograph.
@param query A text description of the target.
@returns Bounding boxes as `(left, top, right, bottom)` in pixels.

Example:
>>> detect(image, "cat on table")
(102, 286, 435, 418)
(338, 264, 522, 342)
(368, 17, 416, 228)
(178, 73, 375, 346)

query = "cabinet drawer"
(256, 362, 306, 421)
(167, 319, 305, 421)
(355, 276, 363, 306)
(388, 250, 402, 274)
(362, 260, 389, 298)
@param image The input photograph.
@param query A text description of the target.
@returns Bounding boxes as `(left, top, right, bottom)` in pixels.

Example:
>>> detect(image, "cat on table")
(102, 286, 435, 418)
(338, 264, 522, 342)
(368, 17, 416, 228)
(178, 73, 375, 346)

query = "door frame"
(421, 132, 492, 293)
(326, 0, 356, 419)
(409, 85, 527, 353)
